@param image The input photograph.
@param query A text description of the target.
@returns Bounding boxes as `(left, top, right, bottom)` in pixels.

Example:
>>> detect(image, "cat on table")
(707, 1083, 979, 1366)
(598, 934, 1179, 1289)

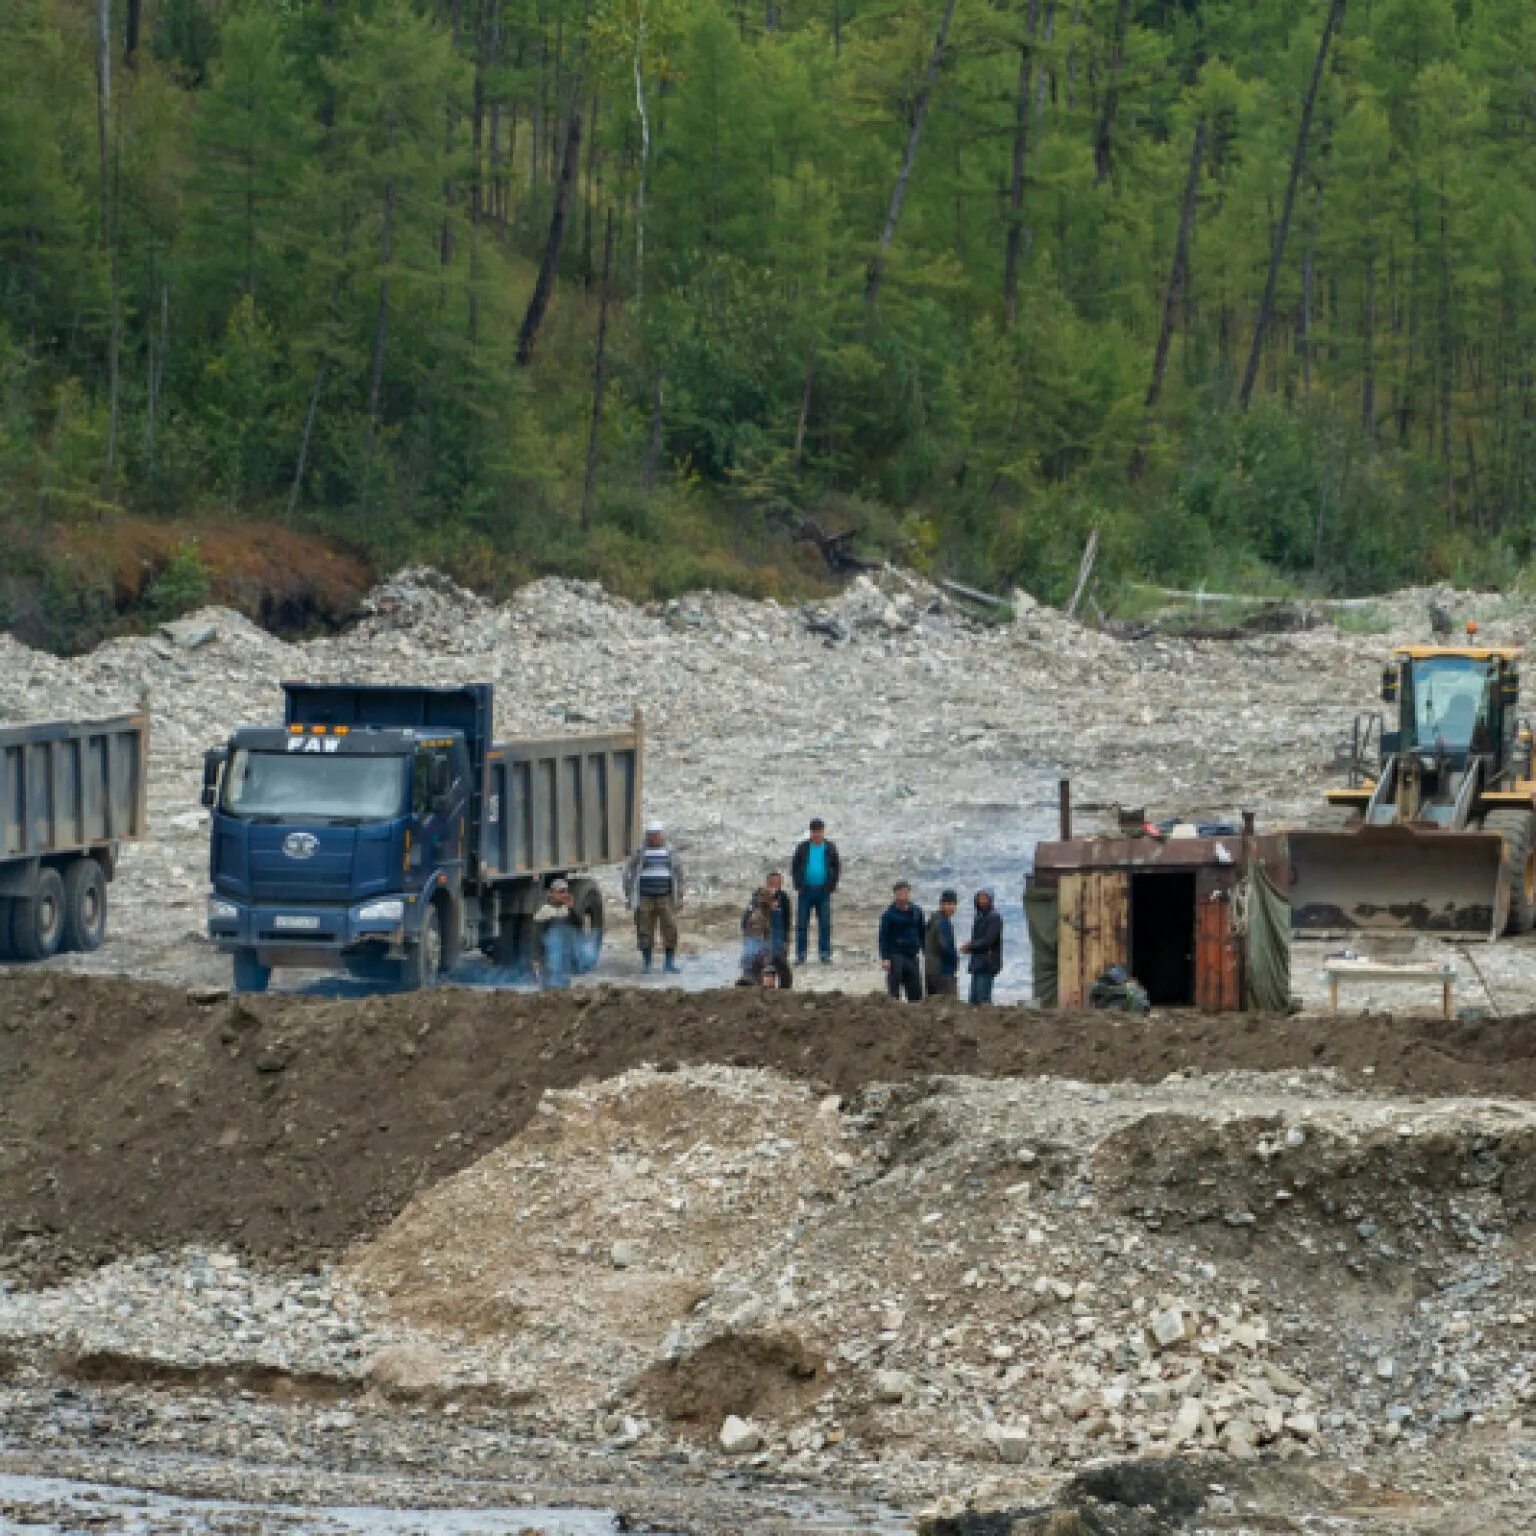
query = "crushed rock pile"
(2, 564, 1527, 997)
(341, 1062, 1536, 1495)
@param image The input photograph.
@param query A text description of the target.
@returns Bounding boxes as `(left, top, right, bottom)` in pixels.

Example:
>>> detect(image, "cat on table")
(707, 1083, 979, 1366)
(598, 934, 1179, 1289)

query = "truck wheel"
(569, 882, 604, 973)
(400, 901, 446, 990)
(62, 858, 108, 953)
(232, 948, 272, 994)
(10, 867, 66, 962)
(1486, 809, 1536, 935)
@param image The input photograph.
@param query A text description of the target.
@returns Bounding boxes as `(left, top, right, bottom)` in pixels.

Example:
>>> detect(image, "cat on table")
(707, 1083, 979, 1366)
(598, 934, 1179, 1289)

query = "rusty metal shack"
(1026, 790, 1291, 1012)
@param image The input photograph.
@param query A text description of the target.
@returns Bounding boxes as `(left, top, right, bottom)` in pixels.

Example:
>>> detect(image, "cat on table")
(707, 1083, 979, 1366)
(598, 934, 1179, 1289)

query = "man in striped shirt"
(624, 820, 684, 973)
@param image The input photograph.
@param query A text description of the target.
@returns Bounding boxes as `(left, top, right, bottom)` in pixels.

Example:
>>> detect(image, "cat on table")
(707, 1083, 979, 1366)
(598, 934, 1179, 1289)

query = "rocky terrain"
(4, 564, 1536, 1009)
(7, 569, 1536, 1531)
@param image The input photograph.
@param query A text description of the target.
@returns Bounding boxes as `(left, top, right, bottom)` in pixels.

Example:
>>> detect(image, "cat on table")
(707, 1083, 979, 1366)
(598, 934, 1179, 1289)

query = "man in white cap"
(533, 878, 576, 990)
(623, 820, 684, 973)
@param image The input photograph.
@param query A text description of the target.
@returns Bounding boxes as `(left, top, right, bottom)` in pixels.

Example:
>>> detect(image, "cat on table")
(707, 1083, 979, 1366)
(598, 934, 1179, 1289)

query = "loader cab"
(1390, 647, 1520, 771)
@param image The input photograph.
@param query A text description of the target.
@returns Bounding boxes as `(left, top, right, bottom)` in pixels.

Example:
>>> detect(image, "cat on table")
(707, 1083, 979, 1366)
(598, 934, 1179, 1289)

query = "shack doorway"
(1131, 871, 1197, 1007)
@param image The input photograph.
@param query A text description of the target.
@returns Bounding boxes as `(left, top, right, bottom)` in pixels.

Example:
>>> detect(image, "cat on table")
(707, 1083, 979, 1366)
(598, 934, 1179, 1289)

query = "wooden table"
(1324, 959, 1457, 1020)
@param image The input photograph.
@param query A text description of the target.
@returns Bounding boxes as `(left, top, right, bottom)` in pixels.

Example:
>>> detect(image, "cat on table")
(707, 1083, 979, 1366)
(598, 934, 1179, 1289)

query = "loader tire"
(1486, 809, 1536, 936)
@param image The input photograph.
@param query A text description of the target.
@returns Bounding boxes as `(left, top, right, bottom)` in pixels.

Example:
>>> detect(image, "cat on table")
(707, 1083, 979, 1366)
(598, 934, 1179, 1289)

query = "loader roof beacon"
(202, 683, 644, 993)
(1290, 622, 1536, 937)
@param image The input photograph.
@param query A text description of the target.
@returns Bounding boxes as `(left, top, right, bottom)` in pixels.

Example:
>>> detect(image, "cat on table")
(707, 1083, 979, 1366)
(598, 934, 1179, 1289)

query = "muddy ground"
(8, 972, 1536, 1282)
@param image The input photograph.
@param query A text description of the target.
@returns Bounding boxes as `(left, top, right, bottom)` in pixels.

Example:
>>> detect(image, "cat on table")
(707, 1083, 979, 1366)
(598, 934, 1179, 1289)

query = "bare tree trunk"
(144, 280, 169, 460)
(1238, 0, 1345, 410)
(125, 0, 141, 65)
(516, 107, 583, 366)
(289, 361, 328, 519)
(583, 91, 600, 284)
(1093, 0, 1132, 185)
(96, 0, 111, 250)
(1129, 118, 1204, 482)
(792, 346, 817, 470)
(361, 179, 396, 508)
(1003, 0, 1044, 332)
(633, 9, 651, 310)
(1362, 249, 1376, 437)
(642, 374, 665, 488)
(865, 0, 959, 311)
(97, 0, 120, 494)
(581, 211, 615, 530)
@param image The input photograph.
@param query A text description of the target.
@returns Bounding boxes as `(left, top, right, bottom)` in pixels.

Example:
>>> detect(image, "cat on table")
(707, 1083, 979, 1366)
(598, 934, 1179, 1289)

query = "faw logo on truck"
(287, 737, 341, 754)
(282, 833, 319, 860)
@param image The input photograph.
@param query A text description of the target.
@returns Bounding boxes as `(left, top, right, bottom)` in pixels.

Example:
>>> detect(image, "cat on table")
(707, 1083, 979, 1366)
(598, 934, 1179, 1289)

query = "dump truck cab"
(1292, 634, 1536, 937)
(205, 716, 475, 992)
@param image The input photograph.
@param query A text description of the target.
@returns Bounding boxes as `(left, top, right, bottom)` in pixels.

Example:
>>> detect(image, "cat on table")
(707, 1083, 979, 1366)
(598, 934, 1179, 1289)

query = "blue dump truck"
(1, 714, 149, 962)
(202, 683, 644, 993)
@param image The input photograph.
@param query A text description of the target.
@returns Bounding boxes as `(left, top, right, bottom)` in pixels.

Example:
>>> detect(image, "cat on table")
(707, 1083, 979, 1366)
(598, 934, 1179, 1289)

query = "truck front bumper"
(207, 896, 408, 967)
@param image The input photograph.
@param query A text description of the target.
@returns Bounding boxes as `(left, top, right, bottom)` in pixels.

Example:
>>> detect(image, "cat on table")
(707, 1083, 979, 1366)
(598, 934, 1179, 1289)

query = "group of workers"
(530, 815, 1004, 1003)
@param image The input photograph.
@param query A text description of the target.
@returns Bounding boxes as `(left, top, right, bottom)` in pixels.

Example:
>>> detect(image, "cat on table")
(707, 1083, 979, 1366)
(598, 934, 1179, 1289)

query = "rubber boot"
(664, 950, 681, 974)
(640, 947, 653, 972)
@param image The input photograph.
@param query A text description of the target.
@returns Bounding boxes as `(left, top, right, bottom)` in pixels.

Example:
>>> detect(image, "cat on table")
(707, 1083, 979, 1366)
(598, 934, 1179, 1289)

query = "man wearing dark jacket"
(962, 887, 1003, 1005)
(879, 881, 925, 1002)
(924, 889, 960, 997)
(791, 818, 841, 965)
(740, 871, 793, 986)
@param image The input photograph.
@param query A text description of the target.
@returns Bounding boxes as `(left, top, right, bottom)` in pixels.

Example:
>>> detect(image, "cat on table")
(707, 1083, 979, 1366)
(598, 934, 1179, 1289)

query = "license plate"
(272, 914, 321, 931)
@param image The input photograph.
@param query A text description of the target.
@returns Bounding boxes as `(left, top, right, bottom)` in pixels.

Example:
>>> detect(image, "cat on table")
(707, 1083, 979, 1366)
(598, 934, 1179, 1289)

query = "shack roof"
(1032, 832, 1289, 878)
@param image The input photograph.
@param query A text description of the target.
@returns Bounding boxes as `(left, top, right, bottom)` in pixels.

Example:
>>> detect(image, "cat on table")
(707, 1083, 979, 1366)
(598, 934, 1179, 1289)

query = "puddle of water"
(0, 1473, 643, 1534)
(0, 1471, 909, 1535)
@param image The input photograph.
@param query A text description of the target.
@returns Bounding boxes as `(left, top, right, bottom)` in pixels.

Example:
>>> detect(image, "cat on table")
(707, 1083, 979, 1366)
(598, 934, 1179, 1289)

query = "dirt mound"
(638, 1332, 828, 1434)
(344, 1067, 843, 1414)
(9, 969, 1536, 1282)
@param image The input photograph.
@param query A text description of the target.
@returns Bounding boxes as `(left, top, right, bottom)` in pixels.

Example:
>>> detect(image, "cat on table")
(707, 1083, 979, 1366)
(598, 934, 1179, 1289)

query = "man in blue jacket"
(879, 881, 925, 1002)
(792, 818, 841, 965)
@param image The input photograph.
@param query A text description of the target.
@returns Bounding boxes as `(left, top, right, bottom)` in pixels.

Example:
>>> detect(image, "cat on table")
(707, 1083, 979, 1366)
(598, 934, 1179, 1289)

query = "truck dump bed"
(481, 728, 642, 878)
(0, 714, 149, 862)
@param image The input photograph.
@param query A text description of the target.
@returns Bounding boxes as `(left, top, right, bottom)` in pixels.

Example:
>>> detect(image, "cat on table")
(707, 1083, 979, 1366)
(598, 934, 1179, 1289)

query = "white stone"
(719, 1415, 763, 1455)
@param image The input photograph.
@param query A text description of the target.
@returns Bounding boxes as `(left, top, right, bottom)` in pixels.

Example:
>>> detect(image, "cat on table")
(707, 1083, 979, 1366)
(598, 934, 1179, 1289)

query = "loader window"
(1410, 657, 1494, 754)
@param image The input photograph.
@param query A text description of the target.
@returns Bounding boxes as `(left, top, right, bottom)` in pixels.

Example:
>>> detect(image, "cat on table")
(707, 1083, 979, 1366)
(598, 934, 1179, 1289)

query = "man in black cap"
(791, 817, 841, 965)
(878, 881, 925, 1002)
(924, 889, 960, 997)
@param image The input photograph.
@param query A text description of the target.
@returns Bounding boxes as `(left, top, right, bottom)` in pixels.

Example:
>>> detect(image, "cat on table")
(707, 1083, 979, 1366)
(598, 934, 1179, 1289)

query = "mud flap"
(1289, 824, 1509, 937)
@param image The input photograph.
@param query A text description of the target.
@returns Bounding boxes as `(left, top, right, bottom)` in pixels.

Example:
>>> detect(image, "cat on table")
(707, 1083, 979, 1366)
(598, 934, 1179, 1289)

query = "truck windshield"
(1410, 657, 1493, 752)
(221, 750, 407, 822)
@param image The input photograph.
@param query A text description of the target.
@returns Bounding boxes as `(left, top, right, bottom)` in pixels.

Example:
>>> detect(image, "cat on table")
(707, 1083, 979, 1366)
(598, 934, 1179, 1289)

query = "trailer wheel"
(400, 900, 446, 991)
(569, 882, 604, 973)
(1486, 809, 1536, 935)
(61, 858, 108, 953)
(232, 948, 272, 994)
(9, 867, 66, 962)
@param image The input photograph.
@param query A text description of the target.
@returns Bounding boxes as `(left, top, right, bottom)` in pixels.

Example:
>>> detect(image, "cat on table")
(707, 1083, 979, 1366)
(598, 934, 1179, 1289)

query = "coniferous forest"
(3, 0, 1535, 642)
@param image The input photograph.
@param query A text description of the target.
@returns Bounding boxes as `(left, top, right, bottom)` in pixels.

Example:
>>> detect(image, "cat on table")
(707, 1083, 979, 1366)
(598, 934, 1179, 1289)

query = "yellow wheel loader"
(1289, 632, 1536, 937)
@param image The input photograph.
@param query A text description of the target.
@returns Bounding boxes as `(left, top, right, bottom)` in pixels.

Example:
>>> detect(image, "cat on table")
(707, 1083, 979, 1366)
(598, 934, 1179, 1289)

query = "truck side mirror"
(1381, 668, 1399, 704)
(201, 748, 226, 809)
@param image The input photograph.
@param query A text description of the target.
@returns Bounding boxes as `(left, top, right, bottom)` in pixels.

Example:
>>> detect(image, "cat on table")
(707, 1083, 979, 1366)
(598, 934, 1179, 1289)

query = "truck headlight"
(208, 898, 239, 922)
(355, 898, 405, 923)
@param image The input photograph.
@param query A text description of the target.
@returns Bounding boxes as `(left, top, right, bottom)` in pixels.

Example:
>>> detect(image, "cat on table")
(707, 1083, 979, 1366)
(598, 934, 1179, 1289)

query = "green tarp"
(1242, 859, 1292, 1013)
(1024, 886, 1059, 1007)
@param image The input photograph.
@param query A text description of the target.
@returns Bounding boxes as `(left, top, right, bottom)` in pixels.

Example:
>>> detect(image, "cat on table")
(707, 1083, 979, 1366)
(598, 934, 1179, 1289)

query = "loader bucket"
(1288, 823, 1509, 936)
